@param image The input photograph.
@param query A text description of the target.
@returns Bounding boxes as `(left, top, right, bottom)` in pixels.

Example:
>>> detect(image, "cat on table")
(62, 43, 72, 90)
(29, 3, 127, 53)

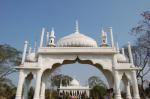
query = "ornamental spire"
(100, 28, 108, 47)
(75, 20, 79, 33)
(48, 27, 55, 47)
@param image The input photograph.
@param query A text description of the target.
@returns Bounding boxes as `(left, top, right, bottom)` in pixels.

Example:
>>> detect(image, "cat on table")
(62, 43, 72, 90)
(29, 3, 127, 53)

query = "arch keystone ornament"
(15, 21, 140, 99)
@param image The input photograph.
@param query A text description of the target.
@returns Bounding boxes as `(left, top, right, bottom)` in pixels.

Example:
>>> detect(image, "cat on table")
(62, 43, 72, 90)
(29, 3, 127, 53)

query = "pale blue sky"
(1, 0, 150, 85)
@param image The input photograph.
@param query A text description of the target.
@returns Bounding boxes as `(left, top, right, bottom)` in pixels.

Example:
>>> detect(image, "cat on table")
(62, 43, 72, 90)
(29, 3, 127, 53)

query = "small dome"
(26, 53, 37, 62)
(70, 78, 80, 86)
(57, 32, 98, 47)
(115, 53, 128, 63)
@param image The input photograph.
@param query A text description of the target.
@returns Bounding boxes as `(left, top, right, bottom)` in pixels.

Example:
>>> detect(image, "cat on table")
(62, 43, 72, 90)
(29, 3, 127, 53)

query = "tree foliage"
(127, 11, 150, 98)
(0, 44, 21, 98)
(0, 44, 21, 78)
(50, 74, 73, 88)
(0, 78, 16, 99)
(88, 76, 107, 99)
(88, 76, 106, 89)
(130, 11, 150, 80)
(90, 85, 106, 99)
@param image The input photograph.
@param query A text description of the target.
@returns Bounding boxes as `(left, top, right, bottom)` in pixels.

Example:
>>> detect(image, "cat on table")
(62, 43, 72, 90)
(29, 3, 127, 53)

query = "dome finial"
(75, 20, 79, 33)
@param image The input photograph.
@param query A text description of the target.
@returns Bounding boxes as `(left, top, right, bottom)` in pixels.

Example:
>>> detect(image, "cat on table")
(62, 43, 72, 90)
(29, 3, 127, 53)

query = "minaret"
(46, 32, 49, 46)
(33, 40, 37, 53)
(21, 40, 28, 64)
(40, 28, 45, 47)
(100, 28, 108, 47)
(108, 27, 114, 47)
(48, 28, 55, 47)
(116, 42, 120, 53)
(122, 48, 125, 55)
(28, 46, 32, 55)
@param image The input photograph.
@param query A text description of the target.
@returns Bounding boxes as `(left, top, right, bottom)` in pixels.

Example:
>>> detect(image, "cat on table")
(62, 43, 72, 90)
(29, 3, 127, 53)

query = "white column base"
(15, 95, 22, 99)
(126, 95, 132, 99)
(133, 96, 140, 99)
(22, 96, 27, 99)
(40, 95, 45, 99)
(115, 95, 122, 99)
(33, 97, 40, 99)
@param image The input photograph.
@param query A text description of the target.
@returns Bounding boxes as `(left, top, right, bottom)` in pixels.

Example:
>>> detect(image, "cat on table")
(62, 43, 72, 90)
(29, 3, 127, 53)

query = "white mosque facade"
(58, 78, 90, 98)
(15, 21, 141, 99)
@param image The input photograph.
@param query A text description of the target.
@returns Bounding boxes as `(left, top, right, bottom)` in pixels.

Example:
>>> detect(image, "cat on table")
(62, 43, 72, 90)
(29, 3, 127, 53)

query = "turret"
(100, 29, 108, 47)
(108, 27, 114, 47)
(48, 28, 55, 47)
(128, 42, 134, 65)
(40, 28, 45, 47)
(21, 40, 28, 64)
(116, 42, 120, 53)
(46, 32, 49, 46)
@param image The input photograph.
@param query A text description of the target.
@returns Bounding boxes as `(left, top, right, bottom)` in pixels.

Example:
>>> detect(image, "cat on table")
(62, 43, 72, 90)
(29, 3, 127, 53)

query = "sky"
(1, 0, 150, 86)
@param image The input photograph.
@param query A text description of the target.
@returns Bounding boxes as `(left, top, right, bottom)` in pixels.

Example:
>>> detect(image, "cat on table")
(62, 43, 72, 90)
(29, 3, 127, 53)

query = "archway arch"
(39, 57, 114, 98)
(45, 57, 114, 88)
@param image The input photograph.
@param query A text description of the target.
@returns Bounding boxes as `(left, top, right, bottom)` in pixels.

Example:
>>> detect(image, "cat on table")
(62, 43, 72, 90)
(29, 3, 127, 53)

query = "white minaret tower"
(46, 32, 50, 46)
(116, 42, 120, 53)
(108, 27, 114, 47)
(101, 28, 108, 47)
(21, 40, 28, 64)
(48, 28, 55, 47)
(40, 28, 45, 47)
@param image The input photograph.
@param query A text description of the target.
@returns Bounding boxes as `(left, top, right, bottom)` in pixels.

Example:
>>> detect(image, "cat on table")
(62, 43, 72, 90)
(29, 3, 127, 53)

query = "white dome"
(57, 32, 98, 47)
(26, 53, 37, 62)
(115, 53, 128, 63)
(70, 78, 80, 86)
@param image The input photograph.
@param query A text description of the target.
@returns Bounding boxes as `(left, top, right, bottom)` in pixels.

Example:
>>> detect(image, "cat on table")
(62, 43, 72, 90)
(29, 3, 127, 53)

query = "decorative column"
(21, 41, 28, 64)
(131, 71, 140, 99)
(114, 71, 122, 99)
(128, 42, 140, 99)
(121, 48, 125, 55)
(33, 71, 42, 99)
(126, 82, 132, 99)
(15, 70, 25, 99)
(40, 28, 45, 47)
(86, 89, 89, 97)
(108, 27, 114, 47)
(22, 79, 31, 99)
(40, 79, 46, 99)
(113, 55, 122, 99)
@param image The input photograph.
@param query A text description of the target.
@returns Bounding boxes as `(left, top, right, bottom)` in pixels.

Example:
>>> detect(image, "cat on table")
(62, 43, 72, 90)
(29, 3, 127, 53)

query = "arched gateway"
(15, 21, 140, 99)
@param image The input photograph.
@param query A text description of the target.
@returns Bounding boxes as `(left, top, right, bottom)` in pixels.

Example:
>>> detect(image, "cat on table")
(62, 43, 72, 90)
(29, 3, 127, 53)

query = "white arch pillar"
(15, 70, 26, 99)
(132, 71, 140, 99)
(126, 82, 132, 99)
(114, 71, 122, 99)
(33, 71, 42, 99)
(22, 78, 31, 99)
(40, 79, 46, 99)
(113, 54, 122, 99)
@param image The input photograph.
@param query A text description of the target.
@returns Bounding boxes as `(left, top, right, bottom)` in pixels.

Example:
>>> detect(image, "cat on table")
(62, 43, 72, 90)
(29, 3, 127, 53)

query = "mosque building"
(58, 78, 90, 98)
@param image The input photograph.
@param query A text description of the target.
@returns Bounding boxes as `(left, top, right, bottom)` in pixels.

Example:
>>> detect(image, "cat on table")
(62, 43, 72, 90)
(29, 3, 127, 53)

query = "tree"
(46, 74, 72, 98)
(128, 11, 150, 98)
(50, 74, 73, 88)
(0, 44, 21, 79)
(88, 76, 106, 88)
(0, 44, 21, 98)
(88, 76, 107, 98)
(90, 85, 106, 99)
